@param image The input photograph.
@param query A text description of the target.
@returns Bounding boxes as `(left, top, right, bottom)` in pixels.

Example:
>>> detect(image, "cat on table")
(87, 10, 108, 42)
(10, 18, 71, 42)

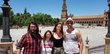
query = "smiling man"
(16, 22, 42, 54)
(64, 17, 84, 54)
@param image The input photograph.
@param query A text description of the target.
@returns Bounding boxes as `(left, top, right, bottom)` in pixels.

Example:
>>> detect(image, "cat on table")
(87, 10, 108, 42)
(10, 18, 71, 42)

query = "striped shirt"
(17, 32, 42, 54)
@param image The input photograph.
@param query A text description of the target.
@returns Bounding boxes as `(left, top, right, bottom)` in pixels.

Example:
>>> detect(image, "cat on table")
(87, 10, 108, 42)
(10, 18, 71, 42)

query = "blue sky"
(0, 0, 108, 18)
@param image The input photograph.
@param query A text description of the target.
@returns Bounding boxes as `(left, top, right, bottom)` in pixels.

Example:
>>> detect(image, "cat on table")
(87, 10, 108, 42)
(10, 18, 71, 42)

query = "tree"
(0, 10, 60, 27)
(32, 12, 59, 26)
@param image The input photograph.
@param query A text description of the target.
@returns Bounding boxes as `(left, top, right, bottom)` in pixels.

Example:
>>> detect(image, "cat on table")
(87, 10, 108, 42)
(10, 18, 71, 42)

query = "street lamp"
(1, 0, 12, 42)
(106, 0, 110, 38)
(4, 0, 9, 5)
(104, 0, 110, 54)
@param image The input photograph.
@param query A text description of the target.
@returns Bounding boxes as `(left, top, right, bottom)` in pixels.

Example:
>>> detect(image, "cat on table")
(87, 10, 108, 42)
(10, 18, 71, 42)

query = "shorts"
(53, 47, 64, 54)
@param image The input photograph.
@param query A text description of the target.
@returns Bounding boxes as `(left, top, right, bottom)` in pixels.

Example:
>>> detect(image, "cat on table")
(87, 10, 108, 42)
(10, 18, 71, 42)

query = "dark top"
(53, 36, 63, 47)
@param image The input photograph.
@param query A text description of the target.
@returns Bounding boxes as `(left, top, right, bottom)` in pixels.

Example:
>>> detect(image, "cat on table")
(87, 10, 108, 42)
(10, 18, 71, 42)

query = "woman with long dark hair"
(52, 22, 65, 54)
(41, 30, 53, 54)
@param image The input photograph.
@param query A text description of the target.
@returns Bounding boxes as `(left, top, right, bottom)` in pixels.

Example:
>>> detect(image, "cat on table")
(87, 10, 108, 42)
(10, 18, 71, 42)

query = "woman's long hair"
(43, 30, 53, 41)
(53, 22, 63, 35)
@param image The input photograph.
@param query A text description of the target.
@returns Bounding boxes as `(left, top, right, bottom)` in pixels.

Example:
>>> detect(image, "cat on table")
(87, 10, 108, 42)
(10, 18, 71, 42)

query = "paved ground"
(0, 26, 107, 53)
(89, 45, 104, 54)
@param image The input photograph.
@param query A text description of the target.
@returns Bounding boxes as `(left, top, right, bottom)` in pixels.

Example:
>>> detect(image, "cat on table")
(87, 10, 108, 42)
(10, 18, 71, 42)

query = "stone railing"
(89, 45, 104, 54)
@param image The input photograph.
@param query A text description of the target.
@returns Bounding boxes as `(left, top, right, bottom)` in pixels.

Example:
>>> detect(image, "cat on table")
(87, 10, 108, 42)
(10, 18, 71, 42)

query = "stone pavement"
(89, 45, 104, 54)
(0, 26, 107, 53)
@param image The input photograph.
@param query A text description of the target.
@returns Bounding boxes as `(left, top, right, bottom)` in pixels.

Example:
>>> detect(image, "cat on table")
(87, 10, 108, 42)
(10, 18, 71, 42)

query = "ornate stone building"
(73, 12, 108, 26)
(61, 0, 108, 26)
(61, 0, 68, 23)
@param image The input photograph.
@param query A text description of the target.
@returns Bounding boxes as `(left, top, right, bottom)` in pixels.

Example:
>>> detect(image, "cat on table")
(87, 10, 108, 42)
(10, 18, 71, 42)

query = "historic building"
(73, 12, 108, 26)
(61, 0, 68, 23)
(61, 0, 108, 26)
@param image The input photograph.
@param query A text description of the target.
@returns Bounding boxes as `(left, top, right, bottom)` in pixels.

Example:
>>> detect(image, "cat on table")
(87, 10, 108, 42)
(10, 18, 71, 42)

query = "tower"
(61, 0, 68, 22)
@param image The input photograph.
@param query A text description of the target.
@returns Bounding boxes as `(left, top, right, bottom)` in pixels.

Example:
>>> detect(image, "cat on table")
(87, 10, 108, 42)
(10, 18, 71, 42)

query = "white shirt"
(65, 29, 79, 54)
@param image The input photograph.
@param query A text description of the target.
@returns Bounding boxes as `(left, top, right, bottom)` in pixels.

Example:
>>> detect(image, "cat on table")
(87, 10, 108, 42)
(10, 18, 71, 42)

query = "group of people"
(16, 17, 84, 54)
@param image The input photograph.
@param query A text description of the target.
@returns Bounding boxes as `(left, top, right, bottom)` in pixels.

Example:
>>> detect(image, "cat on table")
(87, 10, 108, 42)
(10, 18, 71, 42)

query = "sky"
(0, 0, 108, 18)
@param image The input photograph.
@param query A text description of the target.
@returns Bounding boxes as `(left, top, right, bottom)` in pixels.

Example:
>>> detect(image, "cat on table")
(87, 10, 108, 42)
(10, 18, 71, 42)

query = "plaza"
(0, 0, 109, 54)
(0, 26, 107, 53)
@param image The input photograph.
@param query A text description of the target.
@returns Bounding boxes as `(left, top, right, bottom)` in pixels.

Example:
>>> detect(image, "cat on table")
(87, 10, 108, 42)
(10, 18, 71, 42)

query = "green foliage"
(31, 13, 59, 26)
(0, 10, 59, 27)
(10, 10, 14, 27)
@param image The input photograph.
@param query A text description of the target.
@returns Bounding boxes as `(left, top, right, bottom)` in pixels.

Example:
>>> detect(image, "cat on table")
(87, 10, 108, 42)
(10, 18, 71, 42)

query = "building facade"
(61, 0, 108, 26)
(72, 12, 108, 26)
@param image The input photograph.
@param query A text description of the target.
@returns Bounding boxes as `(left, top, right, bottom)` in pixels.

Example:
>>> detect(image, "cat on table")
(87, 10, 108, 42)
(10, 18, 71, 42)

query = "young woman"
(41, 30, 53, 54)
(52, 22, 65, 54)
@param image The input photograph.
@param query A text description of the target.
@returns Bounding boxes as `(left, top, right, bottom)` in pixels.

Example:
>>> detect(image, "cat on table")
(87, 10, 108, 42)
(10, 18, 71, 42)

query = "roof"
(72, 15, 105, 19)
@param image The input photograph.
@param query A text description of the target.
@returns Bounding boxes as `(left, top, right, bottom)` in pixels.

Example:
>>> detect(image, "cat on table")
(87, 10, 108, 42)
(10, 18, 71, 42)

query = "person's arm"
(63, 32, 66, 42)
(16, 49, 21, 54)
(39, 40, 43, 54)
(38, 38, 42, 54)
(76, 31, 84, 54)
(63, 32, 66, 49)
(16, 34, 27, 54)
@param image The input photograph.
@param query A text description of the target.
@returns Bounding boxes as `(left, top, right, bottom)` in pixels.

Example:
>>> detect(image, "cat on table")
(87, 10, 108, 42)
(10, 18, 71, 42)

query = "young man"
(64, 17, 83, 54)
(16, 22, 42, 54)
